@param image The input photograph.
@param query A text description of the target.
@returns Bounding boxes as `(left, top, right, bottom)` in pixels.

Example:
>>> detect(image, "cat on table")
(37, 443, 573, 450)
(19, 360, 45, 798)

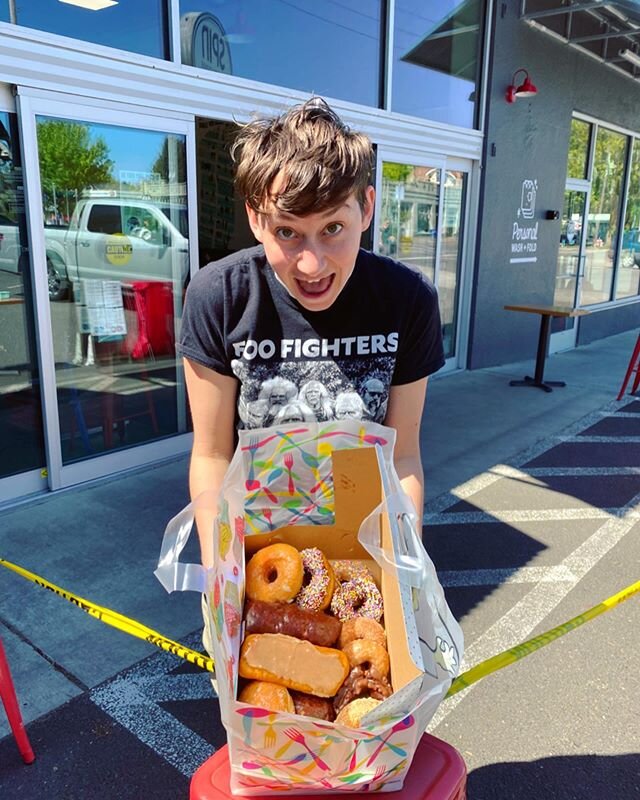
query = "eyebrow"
(263, 202, 351, 224)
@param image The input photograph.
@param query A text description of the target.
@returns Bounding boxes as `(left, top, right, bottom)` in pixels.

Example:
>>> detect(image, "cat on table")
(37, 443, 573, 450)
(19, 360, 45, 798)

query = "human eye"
(275, 227, 297, 241)
(325, 222, 344, 236)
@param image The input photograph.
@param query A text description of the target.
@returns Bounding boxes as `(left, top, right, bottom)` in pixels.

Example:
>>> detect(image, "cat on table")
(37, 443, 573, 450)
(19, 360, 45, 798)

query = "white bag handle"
(154, 492, 214, 594)
(357, 445, 429, 588)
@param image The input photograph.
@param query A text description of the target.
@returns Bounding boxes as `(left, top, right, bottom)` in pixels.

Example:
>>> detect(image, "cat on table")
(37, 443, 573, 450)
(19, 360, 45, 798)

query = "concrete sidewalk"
(0, 328, 637, 790)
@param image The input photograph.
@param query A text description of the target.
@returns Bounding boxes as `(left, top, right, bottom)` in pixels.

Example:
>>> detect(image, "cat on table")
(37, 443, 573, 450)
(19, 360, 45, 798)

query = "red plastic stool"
(0, 635, 35, 764)
(617, 332, 640, 400)
(190, 732, 466, 799)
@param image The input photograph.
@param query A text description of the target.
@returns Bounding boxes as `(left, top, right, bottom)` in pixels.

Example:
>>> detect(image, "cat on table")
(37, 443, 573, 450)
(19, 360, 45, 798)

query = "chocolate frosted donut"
(244, 599, 341, 647)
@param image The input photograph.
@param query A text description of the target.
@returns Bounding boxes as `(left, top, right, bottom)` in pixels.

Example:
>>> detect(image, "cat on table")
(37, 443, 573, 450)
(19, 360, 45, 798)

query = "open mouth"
(296, 274, 335, 298)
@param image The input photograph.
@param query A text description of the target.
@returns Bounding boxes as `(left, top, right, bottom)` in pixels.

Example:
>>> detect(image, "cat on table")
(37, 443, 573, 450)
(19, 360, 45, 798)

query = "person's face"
(269, 389, 288, 406)
(364, 381, 384, 411)
(246, 185, 375, 312)
(306, 386, 320, 406)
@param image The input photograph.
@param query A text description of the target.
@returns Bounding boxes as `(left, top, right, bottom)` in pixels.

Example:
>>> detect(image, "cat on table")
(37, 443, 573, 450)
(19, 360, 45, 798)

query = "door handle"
(79, 241, 90, 247)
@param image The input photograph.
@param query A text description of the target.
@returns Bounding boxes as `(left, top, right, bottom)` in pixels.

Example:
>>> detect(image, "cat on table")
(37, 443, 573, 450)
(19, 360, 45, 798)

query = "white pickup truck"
(0, 196, 189, 300)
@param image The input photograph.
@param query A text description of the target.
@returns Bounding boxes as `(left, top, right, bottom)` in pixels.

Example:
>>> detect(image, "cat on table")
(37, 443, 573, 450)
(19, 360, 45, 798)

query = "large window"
(0, 111, 46, 478)
(34, 115, 189, 463)
(583, 126, 627, 305)
(391, 0, 483, 128)
(179, 1, 382, 108)
(562, 117, 639, 306)
(0, 0, 169, 59)
(378, 161, 465, 359)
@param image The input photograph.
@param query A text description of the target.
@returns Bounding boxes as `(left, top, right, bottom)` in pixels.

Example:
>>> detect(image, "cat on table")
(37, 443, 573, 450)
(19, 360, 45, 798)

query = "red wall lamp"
(506, 69, 538, 103)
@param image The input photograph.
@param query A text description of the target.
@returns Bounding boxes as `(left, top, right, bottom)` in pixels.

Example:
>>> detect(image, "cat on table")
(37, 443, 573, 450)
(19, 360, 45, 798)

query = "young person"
(179, 98, 444, 568)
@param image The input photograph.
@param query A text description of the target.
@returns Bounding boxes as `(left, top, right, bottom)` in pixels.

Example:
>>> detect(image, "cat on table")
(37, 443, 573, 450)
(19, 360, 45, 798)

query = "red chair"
(190, 733, 466, 799)
(617, 332, 640, 400)
(0, 635, 35, 764)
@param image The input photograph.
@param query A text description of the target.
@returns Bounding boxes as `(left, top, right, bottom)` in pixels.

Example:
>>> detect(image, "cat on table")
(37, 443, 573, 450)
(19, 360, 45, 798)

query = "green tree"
(151, 137, 186, 184)
(37, 120, 114, 214)
(382, 162, 412, 182)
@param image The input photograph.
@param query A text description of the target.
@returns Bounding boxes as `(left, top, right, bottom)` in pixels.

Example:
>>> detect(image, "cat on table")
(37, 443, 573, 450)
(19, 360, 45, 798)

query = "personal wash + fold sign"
(510, 178, 539, 264)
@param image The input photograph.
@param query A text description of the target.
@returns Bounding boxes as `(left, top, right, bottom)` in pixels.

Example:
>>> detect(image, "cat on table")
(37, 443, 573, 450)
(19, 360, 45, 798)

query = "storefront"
(469, 0, 640, 368)
(0, 1, 487, 503)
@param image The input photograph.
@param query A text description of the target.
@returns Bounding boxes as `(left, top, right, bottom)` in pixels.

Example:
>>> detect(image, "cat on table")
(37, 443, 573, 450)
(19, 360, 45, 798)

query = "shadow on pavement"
(467, 752, 640, 799)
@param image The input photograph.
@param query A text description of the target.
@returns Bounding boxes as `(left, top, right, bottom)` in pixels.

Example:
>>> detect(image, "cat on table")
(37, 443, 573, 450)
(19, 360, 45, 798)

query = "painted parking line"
(90, 631, 216, 777)
(427, 402, 640, 730)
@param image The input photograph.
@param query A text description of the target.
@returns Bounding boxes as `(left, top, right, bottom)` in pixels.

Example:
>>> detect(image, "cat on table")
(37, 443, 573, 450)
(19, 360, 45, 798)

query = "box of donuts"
(156, 420, 463, 795)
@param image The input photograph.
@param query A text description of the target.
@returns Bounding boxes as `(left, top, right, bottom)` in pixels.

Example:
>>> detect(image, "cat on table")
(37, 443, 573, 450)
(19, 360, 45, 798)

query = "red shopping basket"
(190, 733, 466, 799)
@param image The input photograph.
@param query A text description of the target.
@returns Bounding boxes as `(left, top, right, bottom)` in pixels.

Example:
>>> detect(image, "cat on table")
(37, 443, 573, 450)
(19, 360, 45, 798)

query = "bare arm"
(384, 377, 429, 519)
(184, 357, 238, 569)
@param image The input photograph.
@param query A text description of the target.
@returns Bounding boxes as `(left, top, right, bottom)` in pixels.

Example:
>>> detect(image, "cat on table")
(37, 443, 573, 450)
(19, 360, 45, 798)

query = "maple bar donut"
(245, 543, 304, 603)
(342, 639, 390, 679)
(238, 680, 295, 713)
(244, 598, 341, 647)
(330, 576, 384, 622)
(335, 697, 381, 728)
(239, 633, 349, 697)
(295, 547, 335, 612)
(339, 617, 386, 650)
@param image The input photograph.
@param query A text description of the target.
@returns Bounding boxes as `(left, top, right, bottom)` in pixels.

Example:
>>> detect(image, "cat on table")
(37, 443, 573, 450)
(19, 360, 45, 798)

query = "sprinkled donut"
(330, 576, 383, 622)
(330, 559, 376, 586)
(245, 543, 303, 603)
(295, 547, 335, 612)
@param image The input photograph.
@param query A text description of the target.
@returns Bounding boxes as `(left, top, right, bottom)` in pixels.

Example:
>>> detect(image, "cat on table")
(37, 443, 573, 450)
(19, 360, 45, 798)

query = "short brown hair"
(231, 97, 373, 216)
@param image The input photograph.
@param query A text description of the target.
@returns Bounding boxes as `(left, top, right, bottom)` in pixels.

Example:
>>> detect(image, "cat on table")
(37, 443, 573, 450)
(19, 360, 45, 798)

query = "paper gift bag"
(156, 420, 463, 795)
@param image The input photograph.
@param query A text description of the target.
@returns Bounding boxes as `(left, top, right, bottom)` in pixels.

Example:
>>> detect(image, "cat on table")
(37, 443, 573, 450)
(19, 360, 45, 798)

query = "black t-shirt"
(179, 245, 444, 429)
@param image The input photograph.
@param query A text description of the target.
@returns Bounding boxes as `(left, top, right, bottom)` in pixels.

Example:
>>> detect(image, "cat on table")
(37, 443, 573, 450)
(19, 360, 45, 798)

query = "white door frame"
(16, 88, 196, 491)
(374, 147, 476, 373)
(550, 179, 591, 354)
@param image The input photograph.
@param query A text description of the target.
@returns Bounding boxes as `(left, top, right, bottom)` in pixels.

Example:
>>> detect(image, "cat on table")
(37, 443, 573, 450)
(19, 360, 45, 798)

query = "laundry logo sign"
(510, 178, 538, 264)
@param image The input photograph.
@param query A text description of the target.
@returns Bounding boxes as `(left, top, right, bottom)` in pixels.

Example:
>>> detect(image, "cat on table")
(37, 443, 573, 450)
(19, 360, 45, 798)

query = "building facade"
(0, 0, 638, 505)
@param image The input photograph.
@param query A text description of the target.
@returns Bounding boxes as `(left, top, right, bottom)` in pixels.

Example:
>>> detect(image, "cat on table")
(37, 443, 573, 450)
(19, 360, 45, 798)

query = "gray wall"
(469, 1, 640, 369)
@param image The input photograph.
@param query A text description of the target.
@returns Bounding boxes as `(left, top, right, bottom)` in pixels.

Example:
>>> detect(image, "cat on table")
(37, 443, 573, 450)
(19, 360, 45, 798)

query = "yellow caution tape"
(0, 558, 214, 673)
(1, 557, 637, 697)
(446, 577, 640, 697)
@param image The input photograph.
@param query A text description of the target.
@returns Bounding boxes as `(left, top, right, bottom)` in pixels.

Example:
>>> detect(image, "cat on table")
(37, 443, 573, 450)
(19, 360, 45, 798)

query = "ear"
(360, 185, 375, 232)
(245, 203, 264, 243)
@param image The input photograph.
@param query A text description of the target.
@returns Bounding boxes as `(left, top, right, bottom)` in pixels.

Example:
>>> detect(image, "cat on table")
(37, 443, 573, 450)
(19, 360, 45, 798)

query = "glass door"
(17, 92, 195, 489)
(375, 156, 469, 368)
(550, 186, 588, 352)
(0, 102, 48, 501)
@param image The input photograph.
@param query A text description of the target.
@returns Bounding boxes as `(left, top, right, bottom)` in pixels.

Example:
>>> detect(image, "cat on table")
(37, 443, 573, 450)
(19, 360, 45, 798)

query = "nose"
(296, 243, 326, 276)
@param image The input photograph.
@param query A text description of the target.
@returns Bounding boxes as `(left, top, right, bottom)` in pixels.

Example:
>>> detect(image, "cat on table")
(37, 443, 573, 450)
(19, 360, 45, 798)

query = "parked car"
(0, 196, 190, 300)
(608, 228, 640, 269)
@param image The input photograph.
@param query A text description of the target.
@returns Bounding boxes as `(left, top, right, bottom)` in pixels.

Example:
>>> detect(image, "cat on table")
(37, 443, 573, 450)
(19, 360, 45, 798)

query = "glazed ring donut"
(339, 617, 386, 650)
(335, 697, 381, 728)
(331, 559, 375, 586)
(238, 680, 295, 713)
(246, 543, 304, 603)
(295, 547, 335, 612)
(342, 639, 390, 678)
(330, 576, 383, 622)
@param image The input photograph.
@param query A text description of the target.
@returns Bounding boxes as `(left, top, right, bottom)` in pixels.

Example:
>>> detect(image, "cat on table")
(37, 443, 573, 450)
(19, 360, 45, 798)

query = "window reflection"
(179, 1, 382, 107)
(0, 0, 168, 59)
(615, 139, 640, 300)
(35, 116, 188, 463)
(567, 118, 591, 181)
(379, 161, 464, 359)
(0, 112, 46, 478)
(391, 0, 483, 127)
(582, 126, 627, 305)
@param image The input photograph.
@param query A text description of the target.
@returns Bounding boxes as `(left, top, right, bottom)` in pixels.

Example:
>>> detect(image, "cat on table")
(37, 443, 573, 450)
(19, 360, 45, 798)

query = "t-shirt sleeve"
(177, 266, 234, 376)
(392, 271, 445, 385)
